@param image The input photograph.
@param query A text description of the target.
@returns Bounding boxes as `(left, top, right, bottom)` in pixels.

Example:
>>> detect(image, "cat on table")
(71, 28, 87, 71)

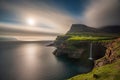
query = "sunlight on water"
(0, 42, 93, 80)
(15, 43, 41, 80)
(25, 44, 38, 54)
(14, 43, 58, 80)
(23, 44, 40, 61)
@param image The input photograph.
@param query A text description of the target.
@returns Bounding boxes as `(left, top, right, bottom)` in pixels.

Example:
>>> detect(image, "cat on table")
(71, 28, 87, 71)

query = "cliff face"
(53, 41, 106, 60)
(95, 38, 120, 67)
(69, 38, 120, 80)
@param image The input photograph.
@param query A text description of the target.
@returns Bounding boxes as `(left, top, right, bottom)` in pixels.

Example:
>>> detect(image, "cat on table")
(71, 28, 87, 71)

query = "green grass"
(56, 32, 118, 43)
(67, 36, 115, 42)
(68, 59, 120, 80)
(67, 32, 118, 37)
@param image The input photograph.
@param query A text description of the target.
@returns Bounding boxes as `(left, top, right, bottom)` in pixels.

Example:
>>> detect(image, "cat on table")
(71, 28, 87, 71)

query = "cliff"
(68, 38, 120, 80)
(53, 24, 120, 80)
(53, 41, 106, 60)
(95, 38, 120, 67)
(53, 24, 117, 59)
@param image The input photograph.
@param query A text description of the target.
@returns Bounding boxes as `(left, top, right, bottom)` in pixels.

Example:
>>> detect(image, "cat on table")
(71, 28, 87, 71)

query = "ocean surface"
(0, 41, 93, 80)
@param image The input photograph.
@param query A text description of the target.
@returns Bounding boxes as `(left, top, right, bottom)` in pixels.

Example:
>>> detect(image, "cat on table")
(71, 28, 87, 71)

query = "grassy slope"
(68, 38, 120, 80)
(67, 36, 114, 41)
(68, 59, 120, 80)
(57, 32, 117, 42)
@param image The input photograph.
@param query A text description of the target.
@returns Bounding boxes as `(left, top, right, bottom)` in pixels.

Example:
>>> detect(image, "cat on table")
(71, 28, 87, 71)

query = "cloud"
(0, 23, 60, 36)
(0, 1, 76, 35)
(0, 1, 80, 41)
(84, 0, 120, 27)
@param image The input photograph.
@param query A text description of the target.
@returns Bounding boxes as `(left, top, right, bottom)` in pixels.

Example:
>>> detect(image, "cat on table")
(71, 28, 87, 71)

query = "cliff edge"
(69, 38, 120, 80)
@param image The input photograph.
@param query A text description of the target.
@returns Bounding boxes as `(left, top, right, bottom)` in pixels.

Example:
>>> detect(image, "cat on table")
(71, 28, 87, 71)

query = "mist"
(84, 0, 120, 27)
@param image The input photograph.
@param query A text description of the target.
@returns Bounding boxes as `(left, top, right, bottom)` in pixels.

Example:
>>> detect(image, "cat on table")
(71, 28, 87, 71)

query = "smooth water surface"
(0, 42, 92, 80)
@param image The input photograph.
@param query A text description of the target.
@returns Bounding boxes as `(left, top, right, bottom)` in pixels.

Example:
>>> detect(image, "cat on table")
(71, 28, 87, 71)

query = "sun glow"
(26, 18, 35, 26)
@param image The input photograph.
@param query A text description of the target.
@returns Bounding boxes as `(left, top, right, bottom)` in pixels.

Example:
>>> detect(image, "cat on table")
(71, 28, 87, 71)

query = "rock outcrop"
(95, 38, 120, 67)
(53, 41, 106, 60)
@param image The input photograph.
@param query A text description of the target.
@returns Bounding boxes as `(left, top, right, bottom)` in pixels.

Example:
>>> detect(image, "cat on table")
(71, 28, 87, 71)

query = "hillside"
(54, 24, 118, 59)
(54, 24, 120, 80)
(67, 24, 120, 37)
(54, 24, 118, 46)
(68, 38, 120, 80)
(67, 24, 97, 33)
(99, 25, 120, 34)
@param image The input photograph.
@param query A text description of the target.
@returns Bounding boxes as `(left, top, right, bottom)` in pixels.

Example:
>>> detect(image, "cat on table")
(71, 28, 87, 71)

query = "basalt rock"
(53, 41, 106, 60)
(95, 38, 120, 67)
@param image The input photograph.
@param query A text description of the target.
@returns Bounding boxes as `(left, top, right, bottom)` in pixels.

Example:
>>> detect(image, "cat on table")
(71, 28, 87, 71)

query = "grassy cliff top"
(68, 59, 120, 80)
(67, 36, 115, 42)
(56, 32, 118, 42)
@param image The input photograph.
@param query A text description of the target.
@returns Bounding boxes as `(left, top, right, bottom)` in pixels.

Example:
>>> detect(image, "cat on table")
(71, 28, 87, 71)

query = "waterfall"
(88, 42, 93, 60)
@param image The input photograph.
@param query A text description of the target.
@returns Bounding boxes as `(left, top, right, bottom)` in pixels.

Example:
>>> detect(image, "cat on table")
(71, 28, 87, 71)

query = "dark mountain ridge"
(99, 25, 120, 33)
(67, 24, 97, 33)
(67, 24, 120, 34)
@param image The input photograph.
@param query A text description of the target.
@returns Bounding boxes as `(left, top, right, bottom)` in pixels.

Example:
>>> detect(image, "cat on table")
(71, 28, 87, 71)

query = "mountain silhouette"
(67, 24, 120, 34)
(99, 25, 120, 34)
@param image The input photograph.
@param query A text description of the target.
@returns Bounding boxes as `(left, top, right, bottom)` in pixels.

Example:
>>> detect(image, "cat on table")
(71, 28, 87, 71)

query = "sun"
(26, 18, 35, 26)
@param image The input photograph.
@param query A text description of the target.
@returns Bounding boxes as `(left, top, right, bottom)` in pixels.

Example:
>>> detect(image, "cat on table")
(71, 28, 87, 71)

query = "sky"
(0, 0, 120, 41)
